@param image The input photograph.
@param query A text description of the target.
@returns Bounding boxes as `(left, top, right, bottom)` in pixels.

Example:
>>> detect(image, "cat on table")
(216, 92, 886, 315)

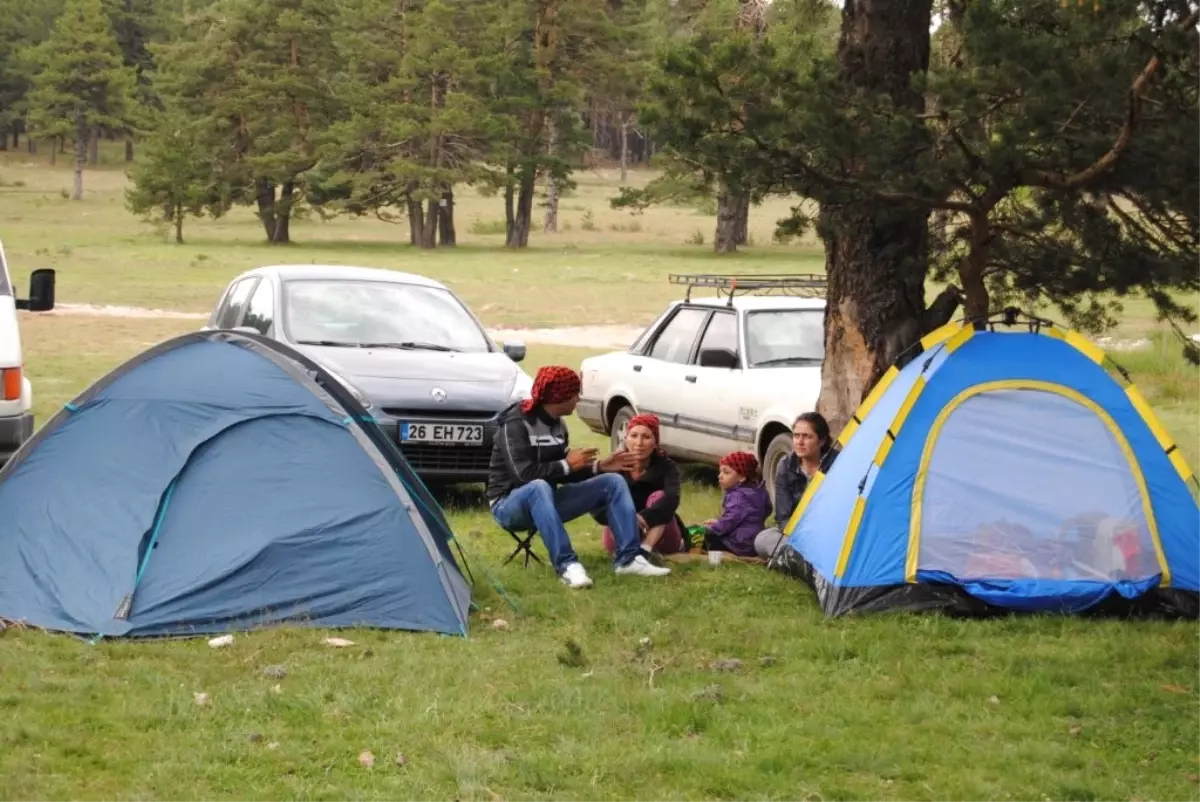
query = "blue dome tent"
(0, 330, 471, 638)
(775, 313, 1199, 619)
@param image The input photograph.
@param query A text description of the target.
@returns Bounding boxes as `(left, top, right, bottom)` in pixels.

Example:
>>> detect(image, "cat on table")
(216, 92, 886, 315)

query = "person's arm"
(640, 459, 681, 528)
(496, 417, 570, 485)
(706, 493, 751, 538)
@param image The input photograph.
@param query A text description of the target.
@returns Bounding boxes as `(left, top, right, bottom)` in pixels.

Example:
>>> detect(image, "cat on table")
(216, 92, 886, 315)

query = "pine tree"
(151, 0, 344, 243)
(23, 0, 136, 199)
(124, 106, 228, 243)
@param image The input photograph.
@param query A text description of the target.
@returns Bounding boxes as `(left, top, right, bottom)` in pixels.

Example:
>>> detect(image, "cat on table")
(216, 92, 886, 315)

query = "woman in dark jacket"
(598, 413, 687, 556)
(754, 411, 833, 560)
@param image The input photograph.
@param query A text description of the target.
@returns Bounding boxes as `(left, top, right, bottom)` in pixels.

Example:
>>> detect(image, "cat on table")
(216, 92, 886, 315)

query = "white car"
(577, 274, 826, 504)
(0, 239, 56, 468)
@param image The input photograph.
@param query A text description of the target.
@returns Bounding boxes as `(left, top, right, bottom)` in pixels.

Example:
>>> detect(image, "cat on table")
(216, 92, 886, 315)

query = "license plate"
(400, 422, 484, 446)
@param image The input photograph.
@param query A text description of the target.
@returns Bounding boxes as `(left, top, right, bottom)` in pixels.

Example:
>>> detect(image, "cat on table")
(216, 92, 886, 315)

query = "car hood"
(296, 345, 529, 413)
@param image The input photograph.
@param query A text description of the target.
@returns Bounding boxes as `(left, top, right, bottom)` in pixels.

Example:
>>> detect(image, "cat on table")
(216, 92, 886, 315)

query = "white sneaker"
(560, 562, 594, 589)
(615, 554, 672, 577)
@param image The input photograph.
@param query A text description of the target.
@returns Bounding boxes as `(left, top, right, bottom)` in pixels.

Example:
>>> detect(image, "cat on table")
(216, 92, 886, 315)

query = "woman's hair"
(794, 411, 832, 455)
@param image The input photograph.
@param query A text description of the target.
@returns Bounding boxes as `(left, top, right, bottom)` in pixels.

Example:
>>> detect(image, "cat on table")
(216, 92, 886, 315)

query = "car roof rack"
(669, 273, 828, 305)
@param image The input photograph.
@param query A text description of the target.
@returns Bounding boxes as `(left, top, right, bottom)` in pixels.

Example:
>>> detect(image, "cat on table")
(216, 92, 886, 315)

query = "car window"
(215, 278, 257, 329)
(695, 310, 738, 363)
(242, 279, 274, 335)
(745, 309, 825, 367)
(647, 307, 708, 364)
(282, 279, 492, 352)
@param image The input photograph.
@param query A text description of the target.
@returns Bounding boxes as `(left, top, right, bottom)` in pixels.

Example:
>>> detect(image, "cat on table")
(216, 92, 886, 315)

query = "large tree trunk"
(438, 187, 456, 246)
(507, 167, 535, 248)
(72, 112, 86, 201)
(125, 139, 134, 162)
(815, 0, 942, 436)
(619, 112, 629, 182)
(714, 187, 742, 253)
(174, 207, 184, 244)
(407, 192, 425, 246)
(734, 193, 751, 245)
(418, 197, 440, 249)
(544, 124, 560, 234)
(254, 178, 293, 244)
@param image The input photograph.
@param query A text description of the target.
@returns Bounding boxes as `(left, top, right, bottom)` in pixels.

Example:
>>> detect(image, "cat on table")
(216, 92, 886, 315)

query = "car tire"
(610, 405, 635, 453)
(762, 432, 793, 508)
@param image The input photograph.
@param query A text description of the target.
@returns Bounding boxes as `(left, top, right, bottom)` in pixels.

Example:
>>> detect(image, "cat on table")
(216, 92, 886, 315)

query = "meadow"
(1, 150, 1198, 801)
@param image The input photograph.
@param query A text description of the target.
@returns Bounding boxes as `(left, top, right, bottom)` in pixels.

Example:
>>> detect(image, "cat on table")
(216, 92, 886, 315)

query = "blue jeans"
(491, 474, 642, 572)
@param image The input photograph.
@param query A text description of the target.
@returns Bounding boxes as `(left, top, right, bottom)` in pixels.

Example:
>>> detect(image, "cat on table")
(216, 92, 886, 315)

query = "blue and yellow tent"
(776, 315, 1199, 618)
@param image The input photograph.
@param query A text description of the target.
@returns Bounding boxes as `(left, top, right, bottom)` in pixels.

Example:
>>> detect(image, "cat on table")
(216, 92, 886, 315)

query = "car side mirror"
(503, 341, 526, 363)
(699, 347, 738, 369)
(16, 268, 55, 312)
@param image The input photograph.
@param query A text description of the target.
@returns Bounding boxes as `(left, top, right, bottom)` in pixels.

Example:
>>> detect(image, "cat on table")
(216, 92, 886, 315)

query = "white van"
(0, 240, 55, 467)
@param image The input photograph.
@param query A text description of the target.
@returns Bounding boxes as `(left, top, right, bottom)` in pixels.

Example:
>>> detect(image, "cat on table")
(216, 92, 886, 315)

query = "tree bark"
(438, 187, 456, 246)
(125, 139, 134, 162)
(734, 193, 751, 245)
(815, 0, 941, 436)
(72, 111, 86, 201)
(544, 128, 559, 233)
(507, 167, 535, 248)
(619, 112, 629, 182)
(419, 197, 440, 249)
(255, 178, 293, 244)
(714, 187, 741, 253)
(174, 208, 184, 244)
(407, 192, 425, 247)
(87, 132, 99, 166)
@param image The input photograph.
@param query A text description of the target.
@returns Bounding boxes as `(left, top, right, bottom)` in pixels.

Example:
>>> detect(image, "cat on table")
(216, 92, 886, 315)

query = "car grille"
(398, 443, 492, 473)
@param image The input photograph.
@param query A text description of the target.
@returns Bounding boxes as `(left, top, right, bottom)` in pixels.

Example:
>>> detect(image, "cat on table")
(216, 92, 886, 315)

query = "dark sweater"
(773, 448, 840, 527)
(592, 449, 682, 529)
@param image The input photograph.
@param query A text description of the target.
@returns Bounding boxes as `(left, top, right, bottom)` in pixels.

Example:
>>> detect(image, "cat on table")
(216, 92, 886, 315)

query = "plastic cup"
(708, 550, 724, 566)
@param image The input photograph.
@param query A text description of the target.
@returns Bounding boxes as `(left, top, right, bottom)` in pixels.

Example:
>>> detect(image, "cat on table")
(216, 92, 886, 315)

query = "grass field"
(1, 151, 1198, 801)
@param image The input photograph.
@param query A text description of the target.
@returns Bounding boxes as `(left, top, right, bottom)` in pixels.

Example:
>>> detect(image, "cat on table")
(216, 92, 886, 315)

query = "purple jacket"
(709, 481, 773, 557)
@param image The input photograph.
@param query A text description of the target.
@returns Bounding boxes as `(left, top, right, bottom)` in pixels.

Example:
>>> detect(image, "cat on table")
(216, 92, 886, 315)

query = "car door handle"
(633, 364, 642, 372)
(685, 375, 697, 383)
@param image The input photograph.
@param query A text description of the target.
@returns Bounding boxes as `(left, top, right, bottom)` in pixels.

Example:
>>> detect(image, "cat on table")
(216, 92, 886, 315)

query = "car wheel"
(762, 432, 793, 508)
(610, 405, 635, 453)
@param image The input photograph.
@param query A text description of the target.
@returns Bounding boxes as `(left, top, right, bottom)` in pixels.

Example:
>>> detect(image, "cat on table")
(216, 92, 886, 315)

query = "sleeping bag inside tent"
(0, 330, 471, 638)
(774, 317, 1199, 619)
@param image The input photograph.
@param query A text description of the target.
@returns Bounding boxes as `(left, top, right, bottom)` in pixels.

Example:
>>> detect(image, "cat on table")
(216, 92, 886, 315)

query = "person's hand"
(598, 450, 638, 473)
(704, 518, 717, 526)
(636, 514, 648, 533)
(566, 447, 598, 471)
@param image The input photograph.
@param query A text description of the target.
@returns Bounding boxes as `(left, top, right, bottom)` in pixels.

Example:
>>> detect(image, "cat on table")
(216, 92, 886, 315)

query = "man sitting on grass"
(486, 365, 671, 588)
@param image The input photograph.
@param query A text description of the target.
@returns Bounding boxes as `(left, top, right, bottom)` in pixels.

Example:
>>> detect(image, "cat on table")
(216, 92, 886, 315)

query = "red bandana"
(522, 365, 581, 413)
(720, 450, 759, 481)
(627, 413, 660, 444)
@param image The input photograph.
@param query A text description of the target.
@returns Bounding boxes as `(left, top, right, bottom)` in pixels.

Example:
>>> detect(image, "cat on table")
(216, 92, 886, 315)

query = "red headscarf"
(720, 450, 759, 482)
(521, 365, 582, 413)
(627, 413, 660, 444)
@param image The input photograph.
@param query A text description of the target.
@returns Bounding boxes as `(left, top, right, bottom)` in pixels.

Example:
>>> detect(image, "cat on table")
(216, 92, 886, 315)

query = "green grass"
(2, 154, 1199, 801)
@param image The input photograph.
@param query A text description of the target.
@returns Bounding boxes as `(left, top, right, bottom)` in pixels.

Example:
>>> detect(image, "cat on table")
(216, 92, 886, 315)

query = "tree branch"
(1024, 7, 1200, 191)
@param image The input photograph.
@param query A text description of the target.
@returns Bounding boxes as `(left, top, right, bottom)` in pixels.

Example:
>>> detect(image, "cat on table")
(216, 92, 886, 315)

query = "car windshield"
(282, 279, 492, 352)
(745, 309, 825, 367)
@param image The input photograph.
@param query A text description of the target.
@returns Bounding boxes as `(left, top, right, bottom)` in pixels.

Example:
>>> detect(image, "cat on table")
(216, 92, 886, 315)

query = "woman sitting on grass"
(697, 451, 772, 559)
(754, 411, 832, 561)
(598, 413, 688, 559)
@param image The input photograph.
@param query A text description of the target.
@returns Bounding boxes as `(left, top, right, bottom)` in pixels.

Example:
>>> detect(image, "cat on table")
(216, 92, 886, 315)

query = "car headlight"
(509, 370, 534, 402)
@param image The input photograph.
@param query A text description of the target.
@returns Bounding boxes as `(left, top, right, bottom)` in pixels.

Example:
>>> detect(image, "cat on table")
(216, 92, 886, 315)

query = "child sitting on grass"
(698, 451, 773, 558)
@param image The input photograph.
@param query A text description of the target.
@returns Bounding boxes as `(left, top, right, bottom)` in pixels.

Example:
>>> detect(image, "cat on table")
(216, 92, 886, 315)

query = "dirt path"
(49, 302, 642, 349)
(45, 302, 1196, 351)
